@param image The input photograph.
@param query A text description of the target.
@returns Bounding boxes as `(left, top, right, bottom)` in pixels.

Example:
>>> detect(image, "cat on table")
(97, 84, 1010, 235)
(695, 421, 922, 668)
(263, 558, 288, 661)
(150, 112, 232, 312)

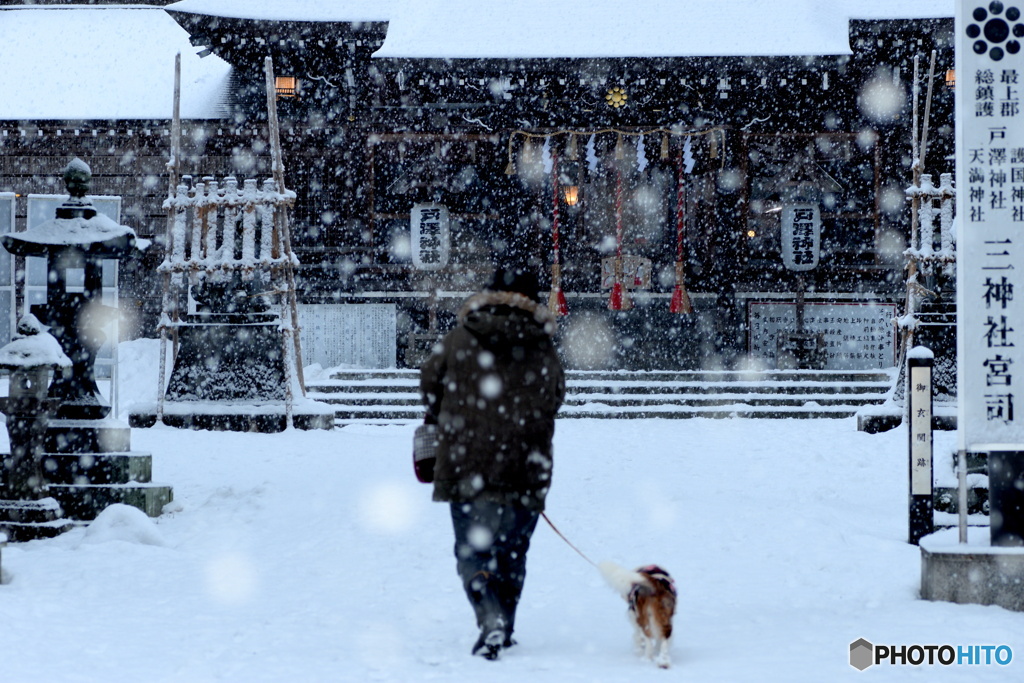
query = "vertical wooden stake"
(157, 53, 182, 424)
(264, 57, 306, 429)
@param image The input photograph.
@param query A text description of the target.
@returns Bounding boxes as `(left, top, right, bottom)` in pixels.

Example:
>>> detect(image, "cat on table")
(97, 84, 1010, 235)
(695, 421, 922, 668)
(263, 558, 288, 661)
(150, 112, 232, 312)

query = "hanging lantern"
(562, 185, 580, 206)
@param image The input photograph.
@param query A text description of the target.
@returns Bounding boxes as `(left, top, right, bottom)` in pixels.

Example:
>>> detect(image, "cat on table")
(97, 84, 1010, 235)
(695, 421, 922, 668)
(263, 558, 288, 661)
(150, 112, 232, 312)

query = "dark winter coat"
(420, 290, 566, 511)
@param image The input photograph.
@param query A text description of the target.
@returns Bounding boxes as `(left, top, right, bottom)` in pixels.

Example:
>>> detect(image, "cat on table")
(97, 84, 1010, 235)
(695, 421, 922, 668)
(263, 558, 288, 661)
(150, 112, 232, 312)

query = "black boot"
(496, 581, 522, 647)
(471, 627, 506, 660)
(468, 571, 507, 659)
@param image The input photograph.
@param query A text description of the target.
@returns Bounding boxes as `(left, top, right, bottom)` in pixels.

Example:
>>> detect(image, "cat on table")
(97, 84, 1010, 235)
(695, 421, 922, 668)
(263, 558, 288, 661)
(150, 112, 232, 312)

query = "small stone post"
(907, 346, 934, 544)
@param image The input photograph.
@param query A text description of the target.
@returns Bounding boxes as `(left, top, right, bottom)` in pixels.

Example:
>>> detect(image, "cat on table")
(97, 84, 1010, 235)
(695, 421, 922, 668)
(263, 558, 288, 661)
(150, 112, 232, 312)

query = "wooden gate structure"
(156, 56, 306, 428)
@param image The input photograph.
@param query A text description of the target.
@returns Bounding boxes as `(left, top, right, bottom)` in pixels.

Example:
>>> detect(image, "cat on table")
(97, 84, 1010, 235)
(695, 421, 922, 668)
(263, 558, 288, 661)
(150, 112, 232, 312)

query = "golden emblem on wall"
(605, 86, 628, 108)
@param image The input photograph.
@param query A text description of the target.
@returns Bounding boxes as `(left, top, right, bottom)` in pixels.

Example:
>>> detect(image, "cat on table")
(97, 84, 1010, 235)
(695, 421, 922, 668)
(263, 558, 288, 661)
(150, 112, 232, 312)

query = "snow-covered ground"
(1, 341, 1018, 682)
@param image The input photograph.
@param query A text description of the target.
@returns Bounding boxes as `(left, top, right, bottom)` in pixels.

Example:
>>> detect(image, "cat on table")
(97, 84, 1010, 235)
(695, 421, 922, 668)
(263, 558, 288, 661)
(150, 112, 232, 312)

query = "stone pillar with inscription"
(921, 0, 1024, 614)
(956, 0, 1024, 546)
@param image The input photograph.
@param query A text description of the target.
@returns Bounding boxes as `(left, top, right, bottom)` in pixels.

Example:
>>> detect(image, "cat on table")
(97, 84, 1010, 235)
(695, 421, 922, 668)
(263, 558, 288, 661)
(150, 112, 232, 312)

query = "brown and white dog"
(599, 561, 677, 668)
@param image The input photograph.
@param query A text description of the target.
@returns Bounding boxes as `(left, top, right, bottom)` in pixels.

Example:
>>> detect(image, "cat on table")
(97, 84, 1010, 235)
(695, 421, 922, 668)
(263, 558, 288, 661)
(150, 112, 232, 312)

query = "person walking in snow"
(419, 266, 565, 660)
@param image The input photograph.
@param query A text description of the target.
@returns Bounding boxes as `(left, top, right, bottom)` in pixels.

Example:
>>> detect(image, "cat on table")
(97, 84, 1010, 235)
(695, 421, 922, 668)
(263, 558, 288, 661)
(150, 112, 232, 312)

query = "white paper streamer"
(542, 135, 553, 174)
(586, 134, 599, 172)
(636, 134, 648, 173)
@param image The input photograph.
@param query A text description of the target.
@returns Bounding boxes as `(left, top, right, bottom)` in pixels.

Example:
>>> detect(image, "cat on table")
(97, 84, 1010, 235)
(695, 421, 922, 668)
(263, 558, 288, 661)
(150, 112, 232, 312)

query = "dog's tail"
(597, 561, 646, 598)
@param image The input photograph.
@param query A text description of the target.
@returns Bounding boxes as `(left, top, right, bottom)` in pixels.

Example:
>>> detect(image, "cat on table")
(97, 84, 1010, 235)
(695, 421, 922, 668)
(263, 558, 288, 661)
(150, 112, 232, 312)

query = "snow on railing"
(905, 172, 956, 278)
(899, 171, 956, 338)
(158, 175, 297, 277)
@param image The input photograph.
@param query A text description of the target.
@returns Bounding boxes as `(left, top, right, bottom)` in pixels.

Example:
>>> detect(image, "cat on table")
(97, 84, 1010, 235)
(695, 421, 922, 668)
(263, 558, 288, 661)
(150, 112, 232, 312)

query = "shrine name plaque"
(297, 304, 397, 369)
(748, 301, 897, 370)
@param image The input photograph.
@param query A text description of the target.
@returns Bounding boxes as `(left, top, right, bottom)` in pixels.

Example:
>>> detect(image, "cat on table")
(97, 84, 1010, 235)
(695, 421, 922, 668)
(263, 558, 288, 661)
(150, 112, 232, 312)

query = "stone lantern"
(0, 315, 70, 500)
(1, 158, 135, 419)
(0, 161, 171, 529)
(0, 315, 73, 540)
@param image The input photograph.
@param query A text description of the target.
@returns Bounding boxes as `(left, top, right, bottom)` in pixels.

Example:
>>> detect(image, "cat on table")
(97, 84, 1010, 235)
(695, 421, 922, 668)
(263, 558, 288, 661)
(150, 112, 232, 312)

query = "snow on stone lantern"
(1, 158, 135, 419)
(0, 314, 76, 541)
(0, 315, 71, 501)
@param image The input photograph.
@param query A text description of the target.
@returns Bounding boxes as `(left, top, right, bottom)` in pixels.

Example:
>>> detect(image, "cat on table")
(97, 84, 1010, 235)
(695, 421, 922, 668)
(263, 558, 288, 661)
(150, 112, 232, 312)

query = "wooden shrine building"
(0, 0, 956, 371)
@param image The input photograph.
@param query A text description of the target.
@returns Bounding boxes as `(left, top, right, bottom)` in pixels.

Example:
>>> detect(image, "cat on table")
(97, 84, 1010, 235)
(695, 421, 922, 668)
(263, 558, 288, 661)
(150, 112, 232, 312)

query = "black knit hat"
(488, 267, 541, 302)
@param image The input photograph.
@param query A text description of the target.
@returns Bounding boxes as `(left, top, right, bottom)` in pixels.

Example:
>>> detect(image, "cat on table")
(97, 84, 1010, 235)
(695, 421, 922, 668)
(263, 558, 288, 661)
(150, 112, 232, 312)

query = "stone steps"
(306, 369, 894, 425)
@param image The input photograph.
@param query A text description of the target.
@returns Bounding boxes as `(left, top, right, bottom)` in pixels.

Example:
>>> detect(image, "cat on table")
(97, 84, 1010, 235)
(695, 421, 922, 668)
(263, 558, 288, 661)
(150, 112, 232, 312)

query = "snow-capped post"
(264, 55, 307, 428)
(907, 346, 934, 544)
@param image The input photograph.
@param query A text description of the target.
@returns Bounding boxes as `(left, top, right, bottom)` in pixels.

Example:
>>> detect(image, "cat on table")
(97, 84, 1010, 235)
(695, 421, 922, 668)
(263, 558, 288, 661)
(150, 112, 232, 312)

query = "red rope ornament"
(549, 153, 568, 316)
(670, 146, 693, 314)
(608, 168, 631, 311)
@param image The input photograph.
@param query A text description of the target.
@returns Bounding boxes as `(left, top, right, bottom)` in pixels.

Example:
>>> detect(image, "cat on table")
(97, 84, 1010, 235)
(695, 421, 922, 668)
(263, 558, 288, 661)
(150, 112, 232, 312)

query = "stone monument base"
(920, 527, 1024, 612)
(0, 498, 73, 542)
(129, 399, 335, 432)
(0, 418, 175, 527)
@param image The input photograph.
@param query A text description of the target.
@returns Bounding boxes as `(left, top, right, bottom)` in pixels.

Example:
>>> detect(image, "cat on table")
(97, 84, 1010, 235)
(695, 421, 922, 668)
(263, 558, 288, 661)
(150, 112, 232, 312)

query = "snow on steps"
(305, 369, 895, 425)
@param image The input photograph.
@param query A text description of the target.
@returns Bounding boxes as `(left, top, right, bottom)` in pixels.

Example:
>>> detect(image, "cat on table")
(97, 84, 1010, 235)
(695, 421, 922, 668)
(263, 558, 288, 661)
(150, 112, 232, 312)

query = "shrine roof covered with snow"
(0, 5, 231, 120)
(373, 0, 955, 59)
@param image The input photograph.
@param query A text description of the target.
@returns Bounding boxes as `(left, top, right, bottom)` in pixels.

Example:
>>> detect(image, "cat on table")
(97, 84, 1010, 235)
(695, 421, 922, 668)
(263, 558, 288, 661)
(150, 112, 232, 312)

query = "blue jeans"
(450, 500, 540, 637)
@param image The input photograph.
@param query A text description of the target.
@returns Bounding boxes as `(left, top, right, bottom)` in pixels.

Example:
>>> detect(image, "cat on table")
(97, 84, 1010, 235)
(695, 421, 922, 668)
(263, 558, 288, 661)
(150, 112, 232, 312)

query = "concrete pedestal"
(129, 400, 335, 432)
(132, 319, 334, 432)
(920, 527, 1024, 612)
(165, 322, 287, 402)
(1, 418, 173, 524)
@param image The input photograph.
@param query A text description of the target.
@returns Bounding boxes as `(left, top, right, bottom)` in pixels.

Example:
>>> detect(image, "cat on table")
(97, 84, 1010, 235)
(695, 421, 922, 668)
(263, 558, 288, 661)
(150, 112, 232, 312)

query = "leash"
(541, 511, 596, 567)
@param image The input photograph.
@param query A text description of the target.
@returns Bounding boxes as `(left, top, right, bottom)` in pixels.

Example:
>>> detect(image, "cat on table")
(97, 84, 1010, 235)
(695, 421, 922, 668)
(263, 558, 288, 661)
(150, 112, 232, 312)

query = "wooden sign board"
(298, 303, 397, 369)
